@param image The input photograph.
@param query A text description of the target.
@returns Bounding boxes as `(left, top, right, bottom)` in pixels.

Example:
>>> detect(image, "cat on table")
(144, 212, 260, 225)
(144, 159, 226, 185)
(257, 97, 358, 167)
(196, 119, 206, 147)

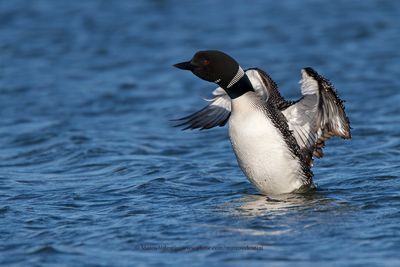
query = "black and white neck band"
(227, 67, 245, 88)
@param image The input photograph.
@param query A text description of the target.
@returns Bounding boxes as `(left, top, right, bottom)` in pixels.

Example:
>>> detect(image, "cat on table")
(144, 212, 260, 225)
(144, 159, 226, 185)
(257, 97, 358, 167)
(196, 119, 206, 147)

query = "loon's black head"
(174, 50, 239, 88)
(174, 50, 253, 98)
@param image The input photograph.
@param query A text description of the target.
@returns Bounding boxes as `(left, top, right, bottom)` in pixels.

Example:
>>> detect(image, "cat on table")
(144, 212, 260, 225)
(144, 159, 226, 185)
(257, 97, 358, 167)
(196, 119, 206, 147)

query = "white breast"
(228, 92, 304, 195)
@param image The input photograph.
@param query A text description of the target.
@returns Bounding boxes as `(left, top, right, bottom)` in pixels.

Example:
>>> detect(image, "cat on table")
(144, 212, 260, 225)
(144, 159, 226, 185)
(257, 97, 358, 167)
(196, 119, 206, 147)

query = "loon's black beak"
(173, 61, 196, 71)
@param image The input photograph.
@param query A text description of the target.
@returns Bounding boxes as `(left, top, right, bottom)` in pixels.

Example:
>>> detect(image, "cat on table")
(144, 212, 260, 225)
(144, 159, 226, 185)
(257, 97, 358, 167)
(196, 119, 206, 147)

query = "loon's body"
(229, 92, 306, 194)
(173, 51, 351, 195)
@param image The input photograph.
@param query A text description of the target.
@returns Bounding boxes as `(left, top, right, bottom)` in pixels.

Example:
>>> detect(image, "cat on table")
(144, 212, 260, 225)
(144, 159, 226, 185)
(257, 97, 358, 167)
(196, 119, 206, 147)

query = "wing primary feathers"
(282, 67, 351, 164)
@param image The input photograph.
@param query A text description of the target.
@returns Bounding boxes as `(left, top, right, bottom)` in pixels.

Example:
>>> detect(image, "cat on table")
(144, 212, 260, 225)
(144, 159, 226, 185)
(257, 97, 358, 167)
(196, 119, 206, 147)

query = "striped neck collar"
(219, 67, 254, 99)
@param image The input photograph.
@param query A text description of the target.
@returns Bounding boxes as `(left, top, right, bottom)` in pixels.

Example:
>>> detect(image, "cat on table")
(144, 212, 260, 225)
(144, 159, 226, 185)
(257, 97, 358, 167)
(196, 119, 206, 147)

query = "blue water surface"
(0, 0, 399, 266)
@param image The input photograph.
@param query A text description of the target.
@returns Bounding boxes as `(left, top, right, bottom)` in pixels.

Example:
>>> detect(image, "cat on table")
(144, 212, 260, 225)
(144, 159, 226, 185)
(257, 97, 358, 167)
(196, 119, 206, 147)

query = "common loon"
(173, 50, 351, 195)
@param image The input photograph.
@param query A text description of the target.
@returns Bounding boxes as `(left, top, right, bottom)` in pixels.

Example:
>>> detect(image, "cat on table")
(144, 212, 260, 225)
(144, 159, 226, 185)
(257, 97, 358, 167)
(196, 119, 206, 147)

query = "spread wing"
(174, 67, 351, 164)
(247, 68, 294, 110)
(172, 87, 231, 130)
(173, 68, 292, 130)
(281, 67, 351, 163)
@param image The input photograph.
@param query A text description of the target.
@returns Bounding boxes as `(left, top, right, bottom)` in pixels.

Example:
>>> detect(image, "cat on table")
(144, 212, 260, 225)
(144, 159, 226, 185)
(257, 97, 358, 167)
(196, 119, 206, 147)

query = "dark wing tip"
(303, 67, 316, 75)
(171, 107, 230, 131)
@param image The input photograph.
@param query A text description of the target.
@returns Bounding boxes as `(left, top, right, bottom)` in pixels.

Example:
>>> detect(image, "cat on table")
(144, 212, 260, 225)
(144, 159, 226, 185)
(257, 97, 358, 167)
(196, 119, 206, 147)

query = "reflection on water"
(238, 194, 307, 216)
(235, 192, 327, 217)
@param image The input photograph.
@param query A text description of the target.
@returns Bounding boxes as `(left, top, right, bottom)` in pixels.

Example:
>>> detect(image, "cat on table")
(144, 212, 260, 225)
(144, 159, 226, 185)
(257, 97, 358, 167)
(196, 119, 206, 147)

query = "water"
(0, 0, 399, 266)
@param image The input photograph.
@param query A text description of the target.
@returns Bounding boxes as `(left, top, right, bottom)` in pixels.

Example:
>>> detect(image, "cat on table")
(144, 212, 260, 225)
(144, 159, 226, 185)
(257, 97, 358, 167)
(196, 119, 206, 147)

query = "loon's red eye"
(202, 59, 210, 65)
